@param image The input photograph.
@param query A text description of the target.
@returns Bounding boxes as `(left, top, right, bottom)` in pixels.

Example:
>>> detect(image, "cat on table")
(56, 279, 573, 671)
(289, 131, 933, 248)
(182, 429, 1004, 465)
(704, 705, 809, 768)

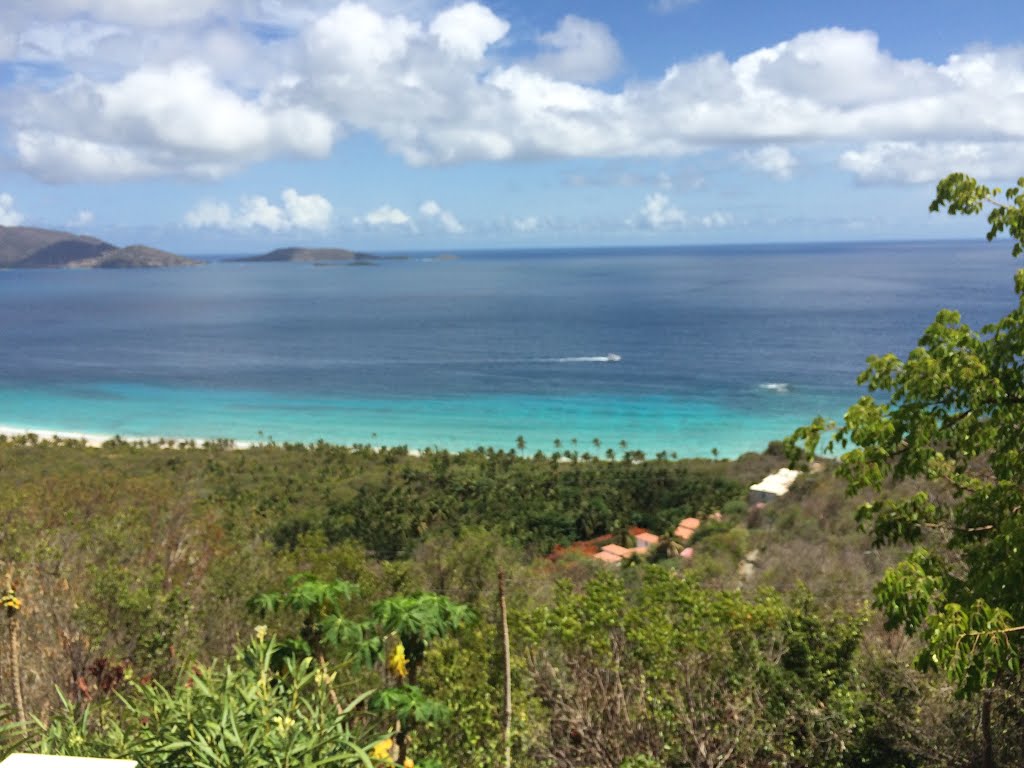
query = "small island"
(231, 247, 387, 265)
(0, 225, 199, 269)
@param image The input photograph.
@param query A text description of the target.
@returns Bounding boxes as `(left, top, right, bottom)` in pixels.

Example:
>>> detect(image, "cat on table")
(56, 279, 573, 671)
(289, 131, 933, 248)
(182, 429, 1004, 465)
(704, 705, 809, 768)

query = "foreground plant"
(35, 633, 384, 767)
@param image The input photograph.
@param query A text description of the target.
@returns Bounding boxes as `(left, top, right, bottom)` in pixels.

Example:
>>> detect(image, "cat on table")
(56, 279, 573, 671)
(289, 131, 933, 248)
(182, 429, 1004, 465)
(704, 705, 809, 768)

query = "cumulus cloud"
(739, 145, 797, 179)
(185, 189, 332, 232)
(700, 211, 732, 228)
(838, 141, 1024, 184)
(0, 193, 24, 226)
(360, 205, 414, 229)
(429, 2, 509, 61)
(69, 210, 95, 228)
(532, 15, 622, 84)
(636, 193, 688, 229)
(513, 216, 539, 232)
(14, 61, 334, 180)
(309, 3, 421, 73)
(6, 5, 1024, 187)
(632, 194, 730, 230)
(419, 200, 465, 233)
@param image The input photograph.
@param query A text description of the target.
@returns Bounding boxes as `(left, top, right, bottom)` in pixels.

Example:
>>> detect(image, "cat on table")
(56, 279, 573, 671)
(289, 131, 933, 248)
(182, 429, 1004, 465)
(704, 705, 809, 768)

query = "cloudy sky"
(0, 0, 1022, 253)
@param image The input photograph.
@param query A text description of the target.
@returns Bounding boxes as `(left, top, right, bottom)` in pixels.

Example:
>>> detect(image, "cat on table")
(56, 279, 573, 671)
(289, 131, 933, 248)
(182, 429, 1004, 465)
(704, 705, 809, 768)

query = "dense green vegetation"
(2, 173, 1023, 766)
(0, 432, 1015, 766)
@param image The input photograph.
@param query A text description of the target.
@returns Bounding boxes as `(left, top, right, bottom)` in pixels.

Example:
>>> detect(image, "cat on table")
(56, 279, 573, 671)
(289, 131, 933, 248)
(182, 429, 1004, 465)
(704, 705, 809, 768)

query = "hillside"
(0, 225, 198, 268)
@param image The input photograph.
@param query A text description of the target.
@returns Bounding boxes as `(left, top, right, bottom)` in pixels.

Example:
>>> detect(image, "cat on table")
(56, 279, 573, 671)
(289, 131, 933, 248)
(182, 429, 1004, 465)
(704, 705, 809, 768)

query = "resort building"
(748, 467, 801, 504)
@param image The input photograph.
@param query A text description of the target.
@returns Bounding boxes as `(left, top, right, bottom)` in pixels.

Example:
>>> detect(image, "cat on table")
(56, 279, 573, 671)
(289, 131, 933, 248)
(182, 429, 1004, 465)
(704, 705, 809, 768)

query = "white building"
(749, 467, 801, 504)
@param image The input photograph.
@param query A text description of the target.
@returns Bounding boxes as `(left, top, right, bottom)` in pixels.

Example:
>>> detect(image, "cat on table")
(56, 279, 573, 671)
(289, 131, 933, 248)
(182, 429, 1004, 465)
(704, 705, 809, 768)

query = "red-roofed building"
(634, 531, 659, 549)
(600, 543, 634, 558)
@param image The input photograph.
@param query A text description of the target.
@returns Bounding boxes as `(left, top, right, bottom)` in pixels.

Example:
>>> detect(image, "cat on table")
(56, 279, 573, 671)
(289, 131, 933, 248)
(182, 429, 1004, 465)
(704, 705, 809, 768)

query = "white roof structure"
(749, 467, 801, 498)
(1, 756, 137, 768)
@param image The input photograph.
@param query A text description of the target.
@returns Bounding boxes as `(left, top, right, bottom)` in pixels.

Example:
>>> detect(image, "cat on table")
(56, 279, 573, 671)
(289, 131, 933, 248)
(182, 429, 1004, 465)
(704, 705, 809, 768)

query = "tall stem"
(499, 571, 512, 768)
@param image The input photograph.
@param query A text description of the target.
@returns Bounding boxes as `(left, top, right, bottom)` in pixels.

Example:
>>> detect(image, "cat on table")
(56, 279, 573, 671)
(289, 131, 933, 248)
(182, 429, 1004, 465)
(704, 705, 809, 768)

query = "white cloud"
(419, 199, 465, 233)
(185, 200, 233, 229)
(282, 188, 333, 230)
(532, 15, 622, 84)
(69, 210, 95, 228)
(0, 193, 24, 226)
(652, 0, 700, 12)
(14, 61, 334, 180)
(185, 189, 333, 232)
(429, 3, 509, 61)
(838, 141, 1024, 184)
(700, 211, 731, 228)
(636, 193, 687, 229)
(308, 2, 421, 73)
(632, 194, 731, 230)
(513, 216, 539, 232)
(28, 0, 225, 26)
(739, 145, 797, 179)
(361, 205, 414, 228)
(6, 6, 1024, 188)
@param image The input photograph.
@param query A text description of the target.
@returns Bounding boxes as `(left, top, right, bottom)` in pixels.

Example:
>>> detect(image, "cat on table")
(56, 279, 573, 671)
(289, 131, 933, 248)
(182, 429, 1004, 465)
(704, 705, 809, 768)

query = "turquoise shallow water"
(0, 241, 1018, 457)
(0, 381, 854, 457)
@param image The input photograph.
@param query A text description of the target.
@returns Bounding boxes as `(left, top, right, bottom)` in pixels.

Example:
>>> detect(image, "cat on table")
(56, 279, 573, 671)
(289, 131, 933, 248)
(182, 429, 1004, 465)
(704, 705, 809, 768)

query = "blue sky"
(0, 0, 1022, 253)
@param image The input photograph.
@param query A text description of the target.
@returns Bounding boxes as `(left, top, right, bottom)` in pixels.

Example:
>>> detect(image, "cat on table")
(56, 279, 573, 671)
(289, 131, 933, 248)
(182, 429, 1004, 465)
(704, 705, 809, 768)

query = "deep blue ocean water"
(0, 241, 1018, 457)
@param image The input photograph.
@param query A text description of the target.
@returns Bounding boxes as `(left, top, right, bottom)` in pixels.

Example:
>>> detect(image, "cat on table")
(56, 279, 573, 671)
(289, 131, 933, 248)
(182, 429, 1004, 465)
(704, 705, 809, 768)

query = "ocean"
(0, 240, 1018, 458)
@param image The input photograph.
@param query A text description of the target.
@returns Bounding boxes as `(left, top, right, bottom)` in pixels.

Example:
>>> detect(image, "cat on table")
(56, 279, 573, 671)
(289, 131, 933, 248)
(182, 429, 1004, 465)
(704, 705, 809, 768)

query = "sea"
(0, 240, 1018, 458)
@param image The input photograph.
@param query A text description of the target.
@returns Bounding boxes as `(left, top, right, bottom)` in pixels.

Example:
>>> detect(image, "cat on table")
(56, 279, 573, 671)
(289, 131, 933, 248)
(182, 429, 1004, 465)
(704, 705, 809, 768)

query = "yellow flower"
(0, 593, 21, 612)
(272, 715, 295, 735)
(370, 738, 393, 760)
(314, 667, 337, 687)
(388, 641, 408, 680)
(404, 758, 415, 768)
(254, 624, 268, 641)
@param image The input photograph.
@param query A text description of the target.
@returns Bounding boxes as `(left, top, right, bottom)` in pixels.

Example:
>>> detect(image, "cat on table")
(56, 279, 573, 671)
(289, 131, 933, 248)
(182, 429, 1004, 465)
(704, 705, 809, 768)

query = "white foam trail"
(758, 382, 790, 393)
(554, 356, 615, 363)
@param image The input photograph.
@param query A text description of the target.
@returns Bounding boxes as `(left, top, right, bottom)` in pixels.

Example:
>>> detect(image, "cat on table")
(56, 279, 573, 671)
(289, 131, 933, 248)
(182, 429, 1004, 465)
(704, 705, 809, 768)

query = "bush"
(34, 635, 385, 767)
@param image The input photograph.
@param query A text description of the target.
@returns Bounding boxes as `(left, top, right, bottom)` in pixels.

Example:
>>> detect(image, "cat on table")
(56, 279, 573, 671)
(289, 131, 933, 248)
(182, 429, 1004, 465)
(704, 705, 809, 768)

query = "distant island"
(0, 225, 199, 269)
(0, 226, 459, 270)
(230, 247, 406, 266)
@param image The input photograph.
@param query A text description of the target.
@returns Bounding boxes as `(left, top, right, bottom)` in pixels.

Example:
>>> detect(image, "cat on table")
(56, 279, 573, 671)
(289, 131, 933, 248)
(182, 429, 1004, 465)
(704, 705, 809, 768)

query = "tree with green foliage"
(788, 173, 1024, 763)
(370, 594, 473, 764)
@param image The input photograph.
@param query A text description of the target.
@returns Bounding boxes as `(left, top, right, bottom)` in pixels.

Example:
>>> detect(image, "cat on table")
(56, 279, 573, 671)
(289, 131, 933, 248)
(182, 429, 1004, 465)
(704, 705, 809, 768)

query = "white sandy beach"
(0, 424, 434, 455)
(0, 424, 254, 449)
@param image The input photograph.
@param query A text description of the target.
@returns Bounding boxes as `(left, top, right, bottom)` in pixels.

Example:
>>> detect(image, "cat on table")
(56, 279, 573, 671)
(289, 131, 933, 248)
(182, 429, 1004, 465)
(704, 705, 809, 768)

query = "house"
(674, 517, 701, 541)
(633, 531, 660, 549)
(748, 467, 801, 504)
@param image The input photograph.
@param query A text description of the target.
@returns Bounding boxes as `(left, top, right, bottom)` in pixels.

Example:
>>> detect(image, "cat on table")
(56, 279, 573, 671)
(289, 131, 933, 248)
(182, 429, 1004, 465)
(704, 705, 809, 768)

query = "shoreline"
(0, 424, 702, 462)
(0, 424, 251, 449)
(0, 424, 446, 456)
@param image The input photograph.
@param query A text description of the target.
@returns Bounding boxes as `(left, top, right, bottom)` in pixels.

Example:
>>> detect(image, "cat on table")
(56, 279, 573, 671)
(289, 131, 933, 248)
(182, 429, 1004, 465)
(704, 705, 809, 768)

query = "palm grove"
(0, 172, 1021, 767)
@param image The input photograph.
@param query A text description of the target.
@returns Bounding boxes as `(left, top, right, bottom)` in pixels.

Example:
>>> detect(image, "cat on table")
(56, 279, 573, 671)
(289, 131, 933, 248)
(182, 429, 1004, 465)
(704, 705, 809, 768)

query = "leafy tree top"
(788, 172, 1024, 696)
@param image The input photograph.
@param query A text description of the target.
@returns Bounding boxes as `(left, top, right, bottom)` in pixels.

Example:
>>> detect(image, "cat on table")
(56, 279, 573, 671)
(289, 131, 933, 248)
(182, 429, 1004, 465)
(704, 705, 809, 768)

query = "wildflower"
(388, 641, 409, 679)
(272, 715, 295, 735)
(0, 591, 22, 613)
(254, 624, 268, 641)
(404, 759, 415, 768)
(314, 667, 337, 687)
(371, 738, 393, 760)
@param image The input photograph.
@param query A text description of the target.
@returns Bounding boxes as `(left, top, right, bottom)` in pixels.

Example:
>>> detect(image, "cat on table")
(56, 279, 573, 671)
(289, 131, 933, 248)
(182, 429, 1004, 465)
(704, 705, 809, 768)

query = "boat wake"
(554, 354, 622, 363)
(758, 382, 790, 393)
